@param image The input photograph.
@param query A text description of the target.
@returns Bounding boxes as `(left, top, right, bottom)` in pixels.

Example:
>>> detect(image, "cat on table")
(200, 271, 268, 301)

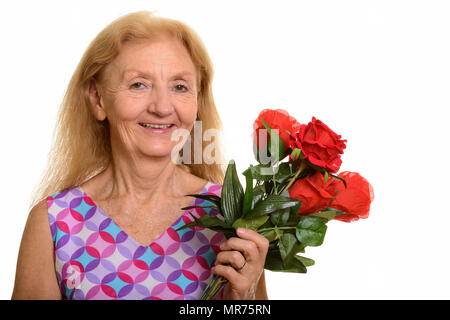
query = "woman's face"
(91, 35, 198, 160)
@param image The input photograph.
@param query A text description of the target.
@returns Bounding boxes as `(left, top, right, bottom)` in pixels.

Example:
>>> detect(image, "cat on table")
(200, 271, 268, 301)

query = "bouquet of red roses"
(178, 109, 374, 300)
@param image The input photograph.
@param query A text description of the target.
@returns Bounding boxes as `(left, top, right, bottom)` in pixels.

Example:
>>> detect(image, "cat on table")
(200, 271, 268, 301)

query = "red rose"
(288, 124, 306, 161)
(253, 109, 301, 154)
(331, 171, 374, 223)
(288, 171, 337, 214)
(291, 117, 346, 173)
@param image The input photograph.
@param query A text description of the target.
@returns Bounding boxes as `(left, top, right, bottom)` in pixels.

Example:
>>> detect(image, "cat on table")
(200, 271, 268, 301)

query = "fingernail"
(237, 228, 245, 235)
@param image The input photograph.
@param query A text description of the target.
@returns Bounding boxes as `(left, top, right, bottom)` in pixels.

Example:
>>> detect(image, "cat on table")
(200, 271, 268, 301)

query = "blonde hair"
(29, 11, 226, 210)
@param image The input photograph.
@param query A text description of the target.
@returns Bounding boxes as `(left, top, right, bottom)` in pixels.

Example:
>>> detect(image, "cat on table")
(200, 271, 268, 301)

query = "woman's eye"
(174, 84, 188, 92)
(130, 82, 145, 89)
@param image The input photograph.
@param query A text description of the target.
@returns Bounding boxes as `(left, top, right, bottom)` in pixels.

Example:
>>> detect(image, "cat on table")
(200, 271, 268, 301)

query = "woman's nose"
(148, 86, 174, 116)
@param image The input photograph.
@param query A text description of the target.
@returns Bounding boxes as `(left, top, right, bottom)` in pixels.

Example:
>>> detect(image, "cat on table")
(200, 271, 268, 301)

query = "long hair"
(29, 11, 226, 210)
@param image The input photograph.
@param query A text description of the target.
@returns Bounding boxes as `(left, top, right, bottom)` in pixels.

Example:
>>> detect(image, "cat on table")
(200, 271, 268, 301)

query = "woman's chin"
(140, 147, 176, 160)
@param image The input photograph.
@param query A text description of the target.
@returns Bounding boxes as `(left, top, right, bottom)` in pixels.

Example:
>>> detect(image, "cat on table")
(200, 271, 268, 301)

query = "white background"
(1, 0, 449, 299)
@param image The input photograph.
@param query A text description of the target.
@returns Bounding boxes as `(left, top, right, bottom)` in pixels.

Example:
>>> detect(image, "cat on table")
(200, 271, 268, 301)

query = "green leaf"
(241, 166, 254, 218)
(293, 242, 306, 254)
(181, 205, 219, 211)
(273, 209, 303, 227)
(246, 195, 300, 219)
(279, 233, 298, 267)
(289, 200, 302, 217)
(264, 250, 307, 273)
(184, 194, 221, 207)
(232, 215, 269, 231)
(252, 186, 265, 209)
(306, 161, 326, 173)
(274, 162, 293, 183)
(260, 229, 277, 242)
(253, 138, 262, 163)
(250, 164, 275, 181)
(326, 207, 347, 214)
(176, 212, 237, 239)
(331, 174, 347, 188)
(259, 215, 275, 229)
(323, 171, 329, 184)
(176, 212, 231, 231)
(295, 255, 315, 267)
(309, 209, 345, 221)
(270, 208, 290, 226)
(296, 216, 328, 247)
(290, 148, 302, 161)
(221, 160, 244, 225)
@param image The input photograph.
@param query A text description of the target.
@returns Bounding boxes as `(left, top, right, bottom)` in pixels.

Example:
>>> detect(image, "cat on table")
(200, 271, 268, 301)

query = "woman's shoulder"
(185, 175, 222, 197)
(29, 198, 50, 221)
(45, 186, 86, 228)
(13, 197, 63, 299)
(46, 185, 83, 207)
(179, 169, 221, 194)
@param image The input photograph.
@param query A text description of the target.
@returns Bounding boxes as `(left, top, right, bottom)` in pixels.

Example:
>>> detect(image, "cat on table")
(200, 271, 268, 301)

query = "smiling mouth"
(138, 123, 175, 129)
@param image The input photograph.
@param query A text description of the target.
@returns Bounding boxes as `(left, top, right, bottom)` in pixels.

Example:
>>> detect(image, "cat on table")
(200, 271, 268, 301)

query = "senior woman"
(11, 11, 268, 300)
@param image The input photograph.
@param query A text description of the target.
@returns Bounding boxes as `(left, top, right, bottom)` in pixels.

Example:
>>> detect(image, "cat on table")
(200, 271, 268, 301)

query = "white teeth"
(140, 123, 173, 129)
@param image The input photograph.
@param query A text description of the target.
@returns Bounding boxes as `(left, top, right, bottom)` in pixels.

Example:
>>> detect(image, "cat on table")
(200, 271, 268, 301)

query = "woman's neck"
(98, 154, 186, 206)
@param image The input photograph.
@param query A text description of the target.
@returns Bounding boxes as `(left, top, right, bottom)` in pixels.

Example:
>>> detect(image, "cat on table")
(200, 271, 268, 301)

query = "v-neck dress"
(46, 181, 227, 300)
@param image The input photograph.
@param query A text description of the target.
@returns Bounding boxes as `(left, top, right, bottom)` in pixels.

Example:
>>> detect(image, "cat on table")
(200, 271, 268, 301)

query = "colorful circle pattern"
(47, 181, 226, 300)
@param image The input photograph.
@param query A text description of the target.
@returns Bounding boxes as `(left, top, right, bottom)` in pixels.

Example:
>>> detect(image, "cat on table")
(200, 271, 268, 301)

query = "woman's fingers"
(220, 238, 257, 262)
(213, 228, 270, 299)
(235, 228, 270, 254)
(219, 228, 269, 262)
(211, 264, 247, 290)
(215, 250, 246, 270)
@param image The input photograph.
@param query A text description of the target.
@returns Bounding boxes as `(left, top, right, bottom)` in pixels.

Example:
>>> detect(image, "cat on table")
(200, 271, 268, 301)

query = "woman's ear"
(88, 78, 107, 121)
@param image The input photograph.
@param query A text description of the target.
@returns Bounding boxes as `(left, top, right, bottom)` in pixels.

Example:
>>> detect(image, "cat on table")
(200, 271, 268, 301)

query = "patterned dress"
(46, 181, 226, 300)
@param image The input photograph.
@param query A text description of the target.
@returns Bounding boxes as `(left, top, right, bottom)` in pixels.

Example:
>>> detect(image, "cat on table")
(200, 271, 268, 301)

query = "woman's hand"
(212, 227, 269, 300)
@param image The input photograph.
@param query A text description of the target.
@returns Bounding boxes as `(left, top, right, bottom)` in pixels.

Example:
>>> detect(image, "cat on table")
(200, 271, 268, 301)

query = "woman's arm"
(255, 270, 268, 300)
(11, 199, 62, 299)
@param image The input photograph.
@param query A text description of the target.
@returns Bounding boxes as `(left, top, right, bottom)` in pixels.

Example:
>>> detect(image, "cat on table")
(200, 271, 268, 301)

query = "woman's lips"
(138, 123, 177, 134)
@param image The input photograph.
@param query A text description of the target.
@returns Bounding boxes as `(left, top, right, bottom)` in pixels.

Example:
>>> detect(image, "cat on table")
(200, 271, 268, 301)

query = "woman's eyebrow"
(121, 69, 195, 81)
